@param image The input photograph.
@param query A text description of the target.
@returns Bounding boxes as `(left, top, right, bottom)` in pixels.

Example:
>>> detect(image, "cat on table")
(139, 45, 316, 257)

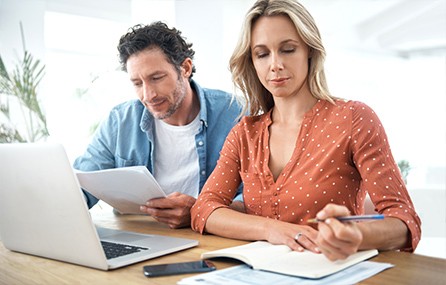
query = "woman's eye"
(282, 48, 295, 54)
(256, 52, 268, 59)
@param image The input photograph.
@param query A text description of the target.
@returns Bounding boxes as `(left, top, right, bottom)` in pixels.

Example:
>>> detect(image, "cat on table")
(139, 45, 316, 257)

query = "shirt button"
(198, 141, 204, 146)
(201, 170, 206, 176)
(273, 192, 278, 196)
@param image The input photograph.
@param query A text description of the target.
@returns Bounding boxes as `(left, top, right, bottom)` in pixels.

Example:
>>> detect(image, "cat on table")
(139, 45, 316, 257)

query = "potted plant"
(0, 24, 48, 143)
(398, 159, 411, 185)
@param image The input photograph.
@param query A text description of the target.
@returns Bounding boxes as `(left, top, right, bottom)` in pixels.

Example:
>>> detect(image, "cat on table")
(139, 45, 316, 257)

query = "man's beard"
(154, 78, 187, 120)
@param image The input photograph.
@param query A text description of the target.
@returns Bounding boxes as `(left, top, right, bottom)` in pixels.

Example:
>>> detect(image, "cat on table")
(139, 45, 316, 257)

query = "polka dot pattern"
(191, 100, 421, 251)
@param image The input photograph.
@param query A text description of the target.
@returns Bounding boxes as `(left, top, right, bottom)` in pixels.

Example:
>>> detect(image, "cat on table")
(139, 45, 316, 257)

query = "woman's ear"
(308, 47, 314, 59)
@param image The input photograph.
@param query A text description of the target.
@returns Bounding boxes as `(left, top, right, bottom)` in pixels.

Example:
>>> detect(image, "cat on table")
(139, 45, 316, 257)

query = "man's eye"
(152, 75, 165, 81)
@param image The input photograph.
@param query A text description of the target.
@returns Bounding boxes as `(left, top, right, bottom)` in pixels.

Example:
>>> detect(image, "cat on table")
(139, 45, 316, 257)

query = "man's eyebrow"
(129, 70, 165, 80)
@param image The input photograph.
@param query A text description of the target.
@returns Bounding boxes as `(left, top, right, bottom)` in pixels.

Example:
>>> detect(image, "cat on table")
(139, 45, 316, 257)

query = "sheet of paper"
(75, 166, 166, 214)
(177, 261, 394, 285)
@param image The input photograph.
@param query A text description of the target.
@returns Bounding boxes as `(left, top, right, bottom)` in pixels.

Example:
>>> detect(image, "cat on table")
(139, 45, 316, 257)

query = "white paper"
(75, 166, 166, 214)
(178, 261, 394, 285)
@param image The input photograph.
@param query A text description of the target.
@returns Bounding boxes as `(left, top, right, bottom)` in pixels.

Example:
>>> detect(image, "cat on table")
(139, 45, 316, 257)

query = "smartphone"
(143, 260, 216, 277)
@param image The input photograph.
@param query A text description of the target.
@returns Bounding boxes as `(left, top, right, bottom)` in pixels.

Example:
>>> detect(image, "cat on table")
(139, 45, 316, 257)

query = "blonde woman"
(191, 0, 421, 261)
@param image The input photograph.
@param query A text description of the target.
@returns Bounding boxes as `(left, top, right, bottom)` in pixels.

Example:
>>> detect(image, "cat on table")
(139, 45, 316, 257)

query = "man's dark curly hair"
(117, 21, 196, 79)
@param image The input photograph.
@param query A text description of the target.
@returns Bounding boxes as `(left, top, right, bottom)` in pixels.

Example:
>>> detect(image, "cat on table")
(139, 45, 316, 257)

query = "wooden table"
(1, 211, 445, 284)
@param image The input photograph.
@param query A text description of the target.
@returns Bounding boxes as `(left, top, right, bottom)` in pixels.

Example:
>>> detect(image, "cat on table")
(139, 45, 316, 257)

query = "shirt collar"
(191, 80, 208, 128)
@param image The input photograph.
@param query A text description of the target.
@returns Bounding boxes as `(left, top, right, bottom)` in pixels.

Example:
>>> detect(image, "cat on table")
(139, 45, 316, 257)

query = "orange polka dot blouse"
(191, 99, 421, 251)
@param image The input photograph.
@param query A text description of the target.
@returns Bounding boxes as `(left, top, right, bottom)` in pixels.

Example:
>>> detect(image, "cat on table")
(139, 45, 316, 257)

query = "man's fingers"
(146, 197, 176, 209)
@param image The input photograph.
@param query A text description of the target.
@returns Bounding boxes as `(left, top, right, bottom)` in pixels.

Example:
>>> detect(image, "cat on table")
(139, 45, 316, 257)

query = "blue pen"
(307, 214, 384, 223)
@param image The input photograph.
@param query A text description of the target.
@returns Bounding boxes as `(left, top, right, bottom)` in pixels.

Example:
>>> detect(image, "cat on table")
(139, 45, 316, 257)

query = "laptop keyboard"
(101, 241, 149, 260)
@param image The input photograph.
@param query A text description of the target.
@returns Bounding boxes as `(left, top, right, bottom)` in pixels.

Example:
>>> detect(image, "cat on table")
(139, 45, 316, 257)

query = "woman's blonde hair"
(230, 0, 336, 116)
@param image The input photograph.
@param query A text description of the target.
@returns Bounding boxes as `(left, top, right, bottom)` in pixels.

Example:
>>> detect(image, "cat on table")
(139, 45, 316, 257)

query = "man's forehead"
(127, 48, 173, 74)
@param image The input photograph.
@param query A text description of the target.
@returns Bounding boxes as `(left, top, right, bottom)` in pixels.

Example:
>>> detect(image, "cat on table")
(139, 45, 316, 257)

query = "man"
(74, 22, 242, 228)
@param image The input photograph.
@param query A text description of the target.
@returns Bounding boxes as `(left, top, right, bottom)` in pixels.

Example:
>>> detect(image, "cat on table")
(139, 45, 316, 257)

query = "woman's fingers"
(317, 219, 362, 260)
(294, 232, 321, 253)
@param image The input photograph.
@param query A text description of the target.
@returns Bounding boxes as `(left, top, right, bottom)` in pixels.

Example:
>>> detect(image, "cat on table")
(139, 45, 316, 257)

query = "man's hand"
(140, 192, 196, 229)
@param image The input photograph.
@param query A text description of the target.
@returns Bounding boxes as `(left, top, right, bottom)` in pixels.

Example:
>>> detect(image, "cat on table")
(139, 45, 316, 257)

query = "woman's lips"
(269, 77, 289, 85)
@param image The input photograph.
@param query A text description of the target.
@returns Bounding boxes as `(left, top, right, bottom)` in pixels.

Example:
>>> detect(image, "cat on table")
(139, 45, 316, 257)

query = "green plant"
(398, 159, 411, 184)
(0, 24, 48, 143)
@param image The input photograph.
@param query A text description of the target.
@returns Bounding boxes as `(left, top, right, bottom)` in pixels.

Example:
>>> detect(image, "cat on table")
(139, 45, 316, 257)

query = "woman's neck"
(272, 91, 317, 125)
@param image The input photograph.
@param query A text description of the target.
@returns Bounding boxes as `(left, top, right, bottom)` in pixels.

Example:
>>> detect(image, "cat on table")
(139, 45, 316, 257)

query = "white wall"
(0, 0, 46, 66)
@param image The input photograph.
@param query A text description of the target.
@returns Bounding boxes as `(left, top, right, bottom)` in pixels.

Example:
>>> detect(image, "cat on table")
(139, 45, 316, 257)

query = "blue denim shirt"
(74, 80, 242, 208)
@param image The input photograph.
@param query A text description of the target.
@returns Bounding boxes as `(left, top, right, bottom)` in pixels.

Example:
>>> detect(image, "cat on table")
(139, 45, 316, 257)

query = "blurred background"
(1, 0, 445, 258)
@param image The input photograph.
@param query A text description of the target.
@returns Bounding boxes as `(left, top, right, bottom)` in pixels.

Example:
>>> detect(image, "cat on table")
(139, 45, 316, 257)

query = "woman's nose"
(270, 53, 284, 72)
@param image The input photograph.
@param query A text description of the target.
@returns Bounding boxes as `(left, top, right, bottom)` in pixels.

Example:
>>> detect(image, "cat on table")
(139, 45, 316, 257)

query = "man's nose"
(142, 84, 156, 102)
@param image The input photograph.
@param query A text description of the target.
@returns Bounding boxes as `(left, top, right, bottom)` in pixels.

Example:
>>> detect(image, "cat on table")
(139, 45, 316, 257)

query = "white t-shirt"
(153, 115, 201, 197)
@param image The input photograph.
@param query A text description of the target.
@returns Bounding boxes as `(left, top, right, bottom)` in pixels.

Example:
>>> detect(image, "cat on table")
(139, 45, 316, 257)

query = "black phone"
(143, 260, 216, 277)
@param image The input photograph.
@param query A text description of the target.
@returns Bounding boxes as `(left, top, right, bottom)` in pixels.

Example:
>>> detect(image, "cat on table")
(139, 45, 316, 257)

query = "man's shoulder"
(200, 87, 233, 101)
(201, 87, 241, 111)
(192, 80, 231, 100)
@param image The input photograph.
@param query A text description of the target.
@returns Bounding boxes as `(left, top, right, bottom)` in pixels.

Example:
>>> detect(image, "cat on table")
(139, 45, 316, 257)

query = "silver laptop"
(0, 143, 198, 270)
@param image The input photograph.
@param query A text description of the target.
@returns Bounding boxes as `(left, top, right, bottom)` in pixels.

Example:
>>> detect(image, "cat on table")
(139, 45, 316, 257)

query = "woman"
(191, 0, 421, 261)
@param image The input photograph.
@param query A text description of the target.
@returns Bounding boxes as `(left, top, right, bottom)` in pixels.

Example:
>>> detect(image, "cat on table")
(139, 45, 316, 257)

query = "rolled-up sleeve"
(191, 127, 242, 233)
(351, 102, 422, 251)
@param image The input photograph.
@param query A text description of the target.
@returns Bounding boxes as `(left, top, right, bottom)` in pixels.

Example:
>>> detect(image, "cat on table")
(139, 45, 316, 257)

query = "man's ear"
(181, 58, 193, 78)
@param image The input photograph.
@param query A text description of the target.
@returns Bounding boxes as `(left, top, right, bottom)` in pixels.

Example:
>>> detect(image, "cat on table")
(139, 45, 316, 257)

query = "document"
(75, 166, 166, 214)
(178, 262, 394, 285)
(201, 241, 378, 279)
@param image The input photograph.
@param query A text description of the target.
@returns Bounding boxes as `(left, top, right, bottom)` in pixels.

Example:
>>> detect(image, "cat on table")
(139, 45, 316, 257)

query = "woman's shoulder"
(331, 98, 366, 108)
(329, 99, 383, 131)
(331, 99, 376, 115)
(230, 112, 270, 135)
(238, 112, 270, 126)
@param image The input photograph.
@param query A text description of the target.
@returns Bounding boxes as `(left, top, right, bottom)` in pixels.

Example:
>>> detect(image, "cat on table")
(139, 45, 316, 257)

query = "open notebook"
(202, 241, 378, 279)
(0, 143, 198, 270)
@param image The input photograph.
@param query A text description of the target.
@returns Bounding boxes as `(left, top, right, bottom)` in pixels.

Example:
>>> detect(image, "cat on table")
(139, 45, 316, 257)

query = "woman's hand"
(315, 204, 363, 261)
(265, 219, 321, 253)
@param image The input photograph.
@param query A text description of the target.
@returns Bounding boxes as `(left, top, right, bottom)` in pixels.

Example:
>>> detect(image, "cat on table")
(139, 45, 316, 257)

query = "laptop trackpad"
(96, 227, 154, 243)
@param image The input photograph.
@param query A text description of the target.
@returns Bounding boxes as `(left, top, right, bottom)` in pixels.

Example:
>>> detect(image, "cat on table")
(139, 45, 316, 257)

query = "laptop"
(0, 143, 198, 270)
